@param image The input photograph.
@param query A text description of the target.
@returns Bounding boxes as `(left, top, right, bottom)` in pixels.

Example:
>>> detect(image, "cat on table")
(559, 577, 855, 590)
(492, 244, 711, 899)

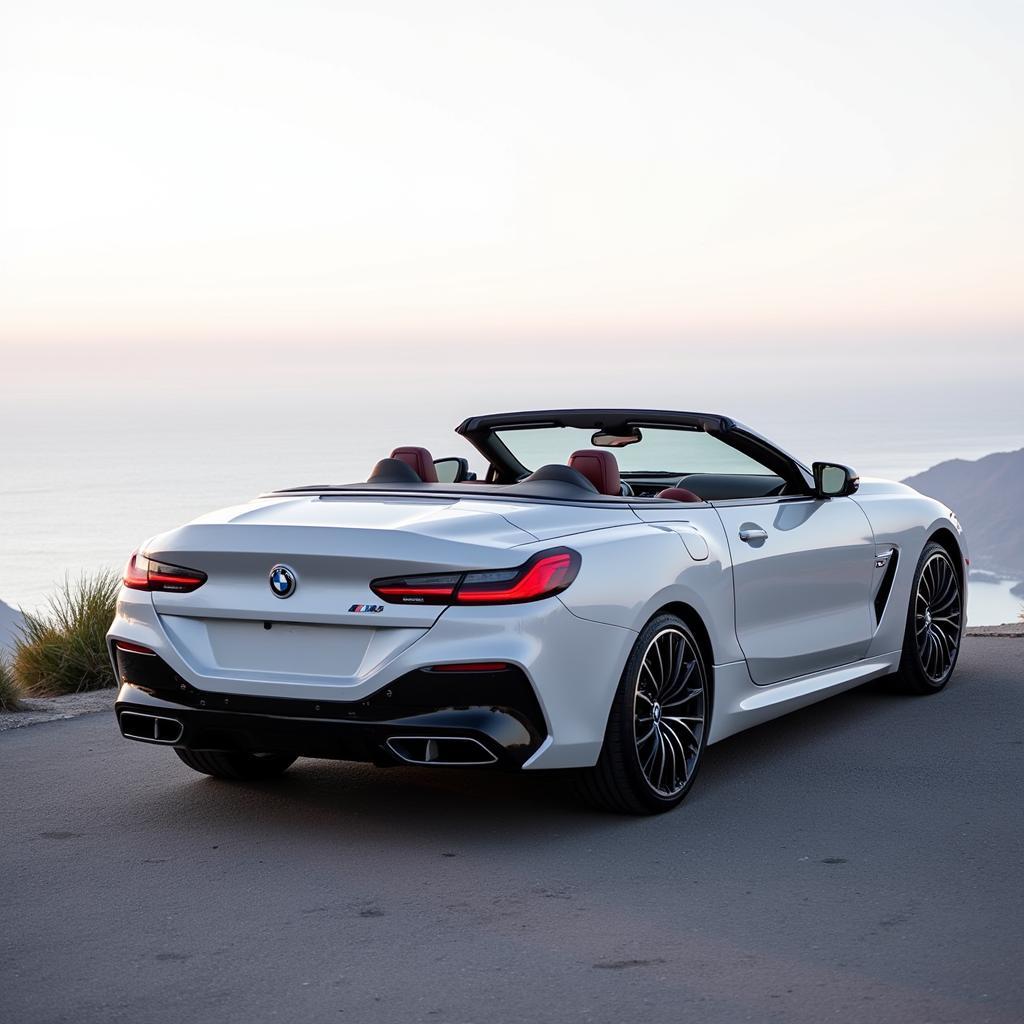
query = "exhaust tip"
(385, 735, 497, 766)
(119, 711, 184, 745)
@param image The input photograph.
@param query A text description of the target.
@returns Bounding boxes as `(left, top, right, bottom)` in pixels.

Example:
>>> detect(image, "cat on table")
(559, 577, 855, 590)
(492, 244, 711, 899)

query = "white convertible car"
(109, 409, 966, 813)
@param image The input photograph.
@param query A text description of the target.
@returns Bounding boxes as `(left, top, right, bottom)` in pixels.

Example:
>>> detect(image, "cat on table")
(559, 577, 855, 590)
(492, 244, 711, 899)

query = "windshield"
(495, 426, 771, 476)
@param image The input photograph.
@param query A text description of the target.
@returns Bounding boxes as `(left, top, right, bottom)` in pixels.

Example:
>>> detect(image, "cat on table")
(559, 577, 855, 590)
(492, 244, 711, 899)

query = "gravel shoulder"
(966, 622, 1024, 637)
(0, 687, 118, 731)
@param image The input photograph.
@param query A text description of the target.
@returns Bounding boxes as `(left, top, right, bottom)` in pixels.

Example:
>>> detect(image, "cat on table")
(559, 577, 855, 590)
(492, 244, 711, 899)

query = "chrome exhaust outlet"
(385, 735, 498, 766)
(119, 711, 184, 745)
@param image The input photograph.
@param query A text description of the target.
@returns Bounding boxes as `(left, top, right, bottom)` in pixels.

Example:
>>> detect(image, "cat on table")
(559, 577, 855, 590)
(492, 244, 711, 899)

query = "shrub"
(13, 572, 120, 697)
(0, 656, 22, 712)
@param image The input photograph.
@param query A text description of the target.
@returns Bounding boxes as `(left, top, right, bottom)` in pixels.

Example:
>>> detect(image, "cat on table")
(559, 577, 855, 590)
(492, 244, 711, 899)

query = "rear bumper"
(116, 684, 536, 768)
(113, 642, 546, 768)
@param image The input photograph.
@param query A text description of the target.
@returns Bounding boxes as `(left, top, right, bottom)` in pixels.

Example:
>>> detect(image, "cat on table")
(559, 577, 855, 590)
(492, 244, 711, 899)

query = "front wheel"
(575, 614, 710, 814)
(175, 749, 297, 780)
(894, 541, 964, 694)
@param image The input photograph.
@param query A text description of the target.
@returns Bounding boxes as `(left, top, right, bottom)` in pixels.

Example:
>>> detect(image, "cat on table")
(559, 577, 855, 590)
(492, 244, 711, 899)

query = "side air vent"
(873, 550, 900, 624)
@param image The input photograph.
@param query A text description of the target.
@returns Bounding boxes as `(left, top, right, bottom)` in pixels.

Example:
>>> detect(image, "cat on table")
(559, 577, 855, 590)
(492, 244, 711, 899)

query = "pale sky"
(1, 0, 1022, 343)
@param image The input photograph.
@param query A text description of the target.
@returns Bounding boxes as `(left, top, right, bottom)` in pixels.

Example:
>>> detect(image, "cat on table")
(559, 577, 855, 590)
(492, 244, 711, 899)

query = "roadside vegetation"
(12, 572, 119, 697)
(0, 657, 22, 712)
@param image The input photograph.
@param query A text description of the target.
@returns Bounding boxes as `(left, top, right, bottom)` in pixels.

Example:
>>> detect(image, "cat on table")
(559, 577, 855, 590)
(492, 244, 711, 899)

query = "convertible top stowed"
(273, 408, 811, 500)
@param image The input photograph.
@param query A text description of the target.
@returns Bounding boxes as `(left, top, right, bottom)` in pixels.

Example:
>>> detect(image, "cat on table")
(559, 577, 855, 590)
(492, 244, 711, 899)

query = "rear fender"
(554, 511, 742, 666)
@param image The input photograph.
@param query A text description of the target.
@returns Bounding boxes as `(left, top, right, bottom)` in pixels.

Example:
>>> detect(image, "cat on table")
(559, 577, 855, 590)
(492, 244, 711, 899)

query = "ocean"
(2, 335, 1021, 622)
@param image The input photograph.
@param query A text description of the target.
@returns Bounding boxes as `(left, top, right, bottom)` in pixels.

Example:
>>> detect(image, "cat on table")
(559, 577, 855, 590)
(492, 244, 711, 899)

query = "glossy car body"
(108, 409, 967, 788)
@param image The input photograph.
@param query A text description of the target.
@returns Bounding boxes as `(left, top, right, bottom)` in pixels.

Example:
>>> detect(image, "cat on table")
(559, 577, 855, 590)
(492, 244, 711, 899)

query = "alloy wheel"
(915, 551, 962, 683)
(633, 628, 707, 797)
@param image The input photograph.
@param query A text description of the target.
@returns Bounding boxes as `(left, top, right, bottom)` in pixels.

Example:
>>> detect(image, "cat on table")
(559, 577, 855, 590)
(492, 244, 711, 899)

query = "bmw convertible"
(109, 409, 966, 813)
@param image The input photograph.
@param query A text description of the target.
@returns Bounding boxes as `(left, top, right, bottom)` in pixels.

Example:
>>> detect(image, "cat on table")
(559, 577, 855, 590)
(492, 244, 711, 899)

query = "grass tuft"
(13, 572, 120, 697)
(0, 656, 22, 712)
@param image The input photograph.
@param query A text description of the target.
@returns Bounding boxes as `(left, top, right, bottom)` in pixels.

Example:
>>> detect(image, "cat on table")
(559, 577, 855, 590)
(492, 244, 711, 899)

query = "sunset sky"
(1, 1, 1022, 619)
(2, 0, 1022, 345)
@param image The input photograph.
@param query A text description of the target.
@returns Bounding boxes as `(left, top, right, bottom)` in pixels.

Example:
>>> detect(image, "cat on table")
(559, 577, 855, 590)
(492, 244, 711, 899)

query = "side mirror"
(433, 457, 472, 484)
(813, 462, 859, 498)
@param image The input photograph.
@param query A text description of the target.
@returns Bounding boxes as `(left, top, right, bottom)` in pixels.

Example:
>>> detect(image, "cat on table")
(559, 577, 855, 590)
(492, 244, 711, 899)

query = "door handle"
(738, 527, 768, 543)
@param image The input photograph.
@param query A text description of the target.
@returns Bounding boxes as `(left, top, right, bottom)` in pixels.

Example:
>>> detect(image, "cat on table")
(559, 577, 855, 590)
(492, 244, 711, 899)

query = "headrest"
(568, 449, 620, 496)
(657, 487, 703, 503)
(390, 446, 438, 483)
(368, 458, 423, 483)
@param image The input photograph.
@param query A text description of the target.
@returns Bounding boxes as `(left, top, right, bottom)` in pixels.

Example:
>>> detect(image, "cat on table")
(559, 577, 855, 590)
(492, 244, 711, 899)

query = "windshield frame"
(455, 408, 813, 492)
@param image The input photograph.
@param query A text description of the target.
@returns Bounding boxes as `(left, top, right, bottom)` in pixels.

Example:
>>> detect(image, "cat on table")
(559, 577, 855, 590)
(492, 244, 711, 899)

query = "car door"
(713, 495, 875, 685)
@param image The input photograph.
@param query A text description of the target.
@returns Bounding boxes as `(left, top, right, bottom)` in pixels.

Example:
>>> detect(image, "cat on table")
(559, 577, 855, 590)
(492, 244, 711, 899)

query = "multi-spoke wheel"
(896, 541, 963, 694)
(633, 627, 706, 797)
(575, 613, 710, 814)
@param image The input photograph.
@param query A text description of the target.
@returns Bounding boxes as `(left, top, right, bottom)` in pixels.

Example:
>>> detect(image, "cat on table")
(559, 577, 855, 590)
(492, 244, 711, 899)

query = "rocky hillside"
(903, 448, 1024, 578)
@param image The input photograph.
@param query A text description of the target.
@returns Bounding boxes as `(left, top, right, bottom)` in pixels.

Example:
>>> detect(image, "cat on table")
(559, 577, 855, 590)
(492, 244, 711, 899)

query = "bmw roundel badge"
(269, 564, 297, 599)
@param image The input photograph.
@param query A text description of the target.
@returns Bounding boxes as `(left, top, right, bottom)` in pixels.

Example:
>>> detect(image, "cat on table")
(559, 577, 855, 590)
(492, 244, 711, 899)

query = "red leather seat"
(390, 446, 438, 483)
(568, 449, 620, 495)
(657, 487, 702, 502)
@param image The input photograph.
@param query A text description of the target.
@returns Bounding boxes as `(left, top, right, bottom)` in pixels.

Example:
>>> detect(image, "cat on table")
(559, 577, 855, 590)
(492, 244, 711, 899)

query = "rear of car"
(108, 493, 636, 773)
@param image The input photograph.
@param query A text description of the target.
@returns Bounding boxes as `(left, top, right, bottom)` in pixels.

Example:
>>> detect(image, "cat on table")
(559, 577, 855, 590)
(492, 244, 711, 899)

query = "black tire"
(894, 541, 964, 695)
(174, 748, 297, 780)
(575, 614, 710, 814)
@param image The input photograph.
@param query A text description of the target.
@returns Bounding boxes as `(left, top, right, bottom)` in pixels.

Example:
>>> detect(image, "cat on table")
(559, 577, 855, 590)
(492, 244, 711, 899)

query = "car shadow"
(111, 676, 923, 846)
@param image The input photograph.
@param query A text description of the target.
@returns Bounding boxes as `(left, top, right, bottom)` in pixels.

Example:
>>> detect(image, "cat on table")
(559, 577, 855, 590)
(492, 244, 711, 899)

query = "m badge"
(349, 604, 384, 614)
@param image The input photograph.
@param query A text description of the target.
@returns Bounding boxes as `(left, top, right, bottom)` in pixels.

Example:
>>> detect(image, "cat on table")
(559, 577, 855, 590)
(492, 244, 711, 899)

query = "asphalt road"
(2, 637, 1022, 1024)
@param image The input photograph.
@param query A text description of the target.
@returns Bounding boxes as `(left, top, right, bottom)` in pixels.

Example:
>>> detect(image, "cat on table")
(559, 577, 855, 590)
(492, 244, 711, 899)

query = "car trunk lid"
(142, 495, 535, 694)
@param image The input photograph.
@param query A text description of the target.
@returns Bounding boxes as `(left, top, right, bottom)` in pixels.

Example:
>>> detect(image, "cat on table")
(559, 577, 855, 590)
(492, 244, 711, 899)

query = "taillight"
(122, 551, 207, 593)
(371, 548, 580, 606)
(371, 573, 461, 601)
